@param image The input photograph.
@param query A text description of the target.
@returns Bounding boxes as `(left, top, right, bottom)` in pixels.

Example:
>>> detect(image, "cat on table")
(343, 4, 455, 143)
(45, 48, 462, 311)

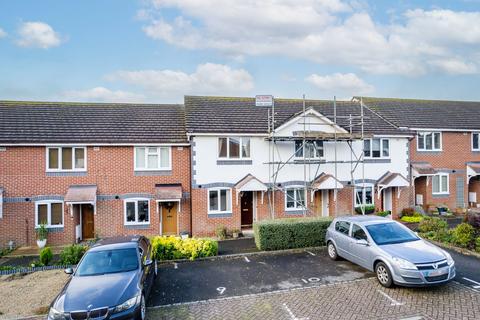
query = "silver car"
(325, 216, 456, 287)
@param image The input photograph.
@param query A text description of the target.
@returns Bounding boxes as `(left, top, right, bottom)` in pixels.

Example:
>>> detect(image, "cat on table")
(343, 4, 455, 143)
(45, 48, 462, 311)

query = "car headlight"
(392, 257, 417, 270)
(442, 250, 455, 266)
(113, 294, 141, 313)
(48, 307, 67, 320)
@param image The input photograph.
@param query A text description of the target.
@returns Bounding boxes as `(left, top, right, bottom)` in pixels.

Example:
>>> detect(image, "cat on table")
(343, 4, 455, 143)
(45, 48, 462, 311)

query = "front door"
(161, 203, 177, 235)
(322, 190, 329, 217)
(241, 192, 253, 227)
(383, 188, 392, 212)
(82, 204, 95, 239)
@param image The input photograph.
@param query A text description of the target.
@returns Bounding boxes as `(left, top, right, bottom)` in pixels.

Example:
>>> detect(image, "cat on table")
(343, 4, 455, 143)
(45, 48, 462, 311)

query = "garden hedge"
(151, 236, 218, 261)
(253, 217, 332, 251)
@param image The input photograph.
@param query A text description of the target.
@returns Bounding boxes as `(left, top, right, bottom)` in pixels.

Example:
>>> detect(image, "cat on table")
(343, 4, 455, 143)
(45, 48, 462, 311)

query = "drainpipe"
(189, 135, 193, 237)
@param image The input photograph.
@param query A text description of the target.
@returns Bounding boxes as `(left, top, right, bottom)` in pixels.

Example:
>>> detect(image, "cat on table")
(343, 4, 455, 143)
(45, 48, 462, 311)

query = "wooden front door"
(241, 192, 253, 227)
(82, 204, 95, 239)
(161, 203, 177, 235)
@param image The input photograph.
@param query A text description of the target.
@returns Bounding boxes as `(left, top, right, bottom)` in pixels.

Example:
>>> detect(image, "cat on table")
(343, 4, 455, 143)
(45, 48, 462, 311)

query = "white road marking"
(399, 317, 423, 320)
(283, 303, 309, 320)
(462, 277, 480, 289)
(217, 287, 226, 295)
(244, 256, 251, 263)
(306, 251, 316, 256)
(377, 289, 405, 306)
(173, 263, 178, 269)
(301, 277, 321, 284)
(258, 261, 267, 265)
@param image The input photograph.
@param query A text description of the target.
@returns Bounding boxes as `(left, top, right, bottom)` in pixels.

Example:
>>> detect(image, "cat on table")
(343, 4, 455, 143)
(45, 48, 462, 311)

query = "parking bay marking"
(306, 251, 316, 256)
(377, 290, 405, 306)
(301, 277, 320, 284)
(283, 303, 309, 320)
(173, 263, 178, 269)
(244, 256, 251, 263)
(462, 277, 480, 289)
(217, 287, 226, 295)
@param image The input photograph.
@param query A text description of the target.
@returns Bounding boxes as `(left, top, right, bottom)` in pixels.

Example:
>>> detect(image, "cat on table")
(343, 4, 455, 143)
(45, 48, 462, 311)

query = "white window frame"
(217, 137, 251, 160)
(472, 132, 480, 151)
(354, 184, 374, 207)
(35, 200, 64, 228)
(294, 140, 324, 159)
(432, 173, 449, 195)
(46, 147, 87, 172)
(207, 188, 232, 214)
(364, 138, 390, 159)
(284, 187, 307, 211)
(417, 132, 442, 151)
(124, 198, 151, 225)
(134, 146, 172, 171)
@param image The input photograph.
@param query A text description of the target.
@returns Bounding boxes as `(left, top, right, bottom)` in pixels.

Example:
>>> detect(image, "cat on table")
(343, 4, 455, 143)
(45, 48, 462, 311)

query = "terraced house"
(185, 96, 413, 236)
(0, 101, 191, 246)
(362, 97, 480, 214)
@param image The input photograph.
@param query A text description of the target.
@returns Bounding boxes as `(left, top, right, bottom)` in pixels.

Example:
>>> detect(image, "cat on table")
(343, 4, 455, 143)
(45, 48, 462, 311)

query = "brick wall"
(0, 145, 191, 247)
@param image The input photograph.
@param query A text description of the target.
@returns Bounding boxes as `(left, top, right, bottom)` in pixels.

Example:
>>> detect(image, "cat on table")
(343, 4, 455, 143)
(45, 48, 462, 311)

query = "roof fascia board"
(408, 128, 479, 132)
(187, 133, 268, 137)
(0, 143, 190, 147)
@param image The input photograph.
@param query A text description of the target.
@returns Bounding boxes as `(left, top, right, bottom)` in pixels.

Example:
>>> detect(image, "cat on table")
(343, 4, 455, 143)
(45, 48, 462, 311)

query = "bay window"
(432, 173, 449, 194)
(135, 147, 171, 170)
(208, 188, 232, 214)
(218, 137, 250, 159)
(35, 201, 63, 227)
(417, 132, 441, 151)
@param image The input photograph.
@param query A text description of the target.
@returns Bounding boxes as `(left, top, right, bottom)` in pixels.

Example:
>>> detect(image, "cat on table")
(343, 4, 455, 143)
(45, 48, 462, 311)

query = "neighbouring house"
(185, 96, 413, 236)
(361, 97, 480, 213)
(0, 101, 191, 247)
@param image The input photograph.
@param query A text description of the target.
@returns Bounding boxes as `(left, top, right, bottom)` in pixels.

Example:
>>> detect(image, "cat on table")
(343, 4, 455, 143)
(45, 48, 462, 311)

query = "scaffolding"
(265, 96, 370, 218)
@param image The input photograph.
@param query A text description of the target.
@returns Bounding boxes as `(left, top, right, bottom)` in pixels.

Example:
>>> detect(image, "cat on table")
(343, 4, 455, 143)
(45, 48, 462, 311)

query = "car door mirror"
(64, 267, 74, 275)
(143, 259, 153, 267)
(355, 239, 369, 246)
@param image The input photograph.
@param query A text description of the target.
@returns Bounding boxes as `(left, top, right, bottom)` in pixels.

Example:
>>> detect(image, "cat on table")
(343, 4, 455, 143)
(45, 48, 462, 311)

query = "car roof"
(335, 215, 395, 226)
(89, 235, 145, 252)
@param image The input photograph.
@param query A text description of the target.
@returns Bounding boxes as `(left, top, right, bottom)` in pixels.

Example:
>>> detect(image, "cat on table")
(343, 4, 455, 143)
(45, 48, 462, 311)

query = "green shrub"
(60, 244, 87, 265)
(376, 211, 391, 217)
(451, 223, 475, 248)
(39, 247, 53, 266)
(418, 217, 447, 233)
(476, 237, 480, 253)
(401, 208, 415, 217)
(355, 205, 375, 214)
(253, 217, 332, 251)
(400, 216, 423, 223)
(215, 225, 227, 240)
(151, 236, 218, 261)
(420, 229, 453, 243)
(36, 223, 48, 240)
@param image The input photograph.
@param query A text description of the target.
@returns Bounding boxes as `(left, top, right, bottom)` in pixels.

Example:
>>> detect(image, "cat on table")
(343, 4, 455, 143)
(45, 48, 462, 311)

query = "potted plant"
(232, 229, 241, 239)
(36, 223, 48, 248)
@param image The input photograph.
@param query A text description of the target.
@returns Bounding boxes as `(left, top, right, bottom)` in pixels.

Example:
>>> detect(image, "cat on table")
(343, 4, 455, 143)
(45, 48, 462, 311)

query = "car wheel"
(375, 262, 394, 288)
(327, 242, 338, 261)
(140, 294, 146, 320)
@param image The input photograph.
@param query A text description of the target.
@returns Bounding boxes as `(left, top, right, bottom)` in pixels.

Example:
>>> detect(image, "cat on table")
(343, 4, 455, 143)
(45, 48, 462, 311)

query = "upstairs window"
(35, 201, 63, 227)
(432, 173, 449, 195)
(124, 198, 150, 225)
(218, 137, 250, 159)
(417, 132, 441, 151)
(135, 147, 171, 170)
(208, 188, 232, 214)
(473, 133, 480, 151)
(285, 187, 306, 210)
(364, 139, 389, 158)
(47, 147, 86, 171)
(294, 140, 324, 159)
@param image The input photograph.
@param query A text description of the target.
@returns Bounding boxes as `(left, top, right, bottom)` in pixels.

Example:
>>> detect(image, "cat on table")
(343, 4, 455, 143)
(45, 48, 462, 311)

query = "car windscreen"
(75, 248, 139, 276)
(365, 223, 419, 245)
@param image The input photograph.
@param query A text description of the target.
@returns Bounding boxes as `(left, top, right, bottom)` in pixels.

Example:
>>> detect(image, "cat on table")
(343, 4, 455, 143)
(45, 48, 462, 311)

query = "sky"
(1, 0, 480, 103)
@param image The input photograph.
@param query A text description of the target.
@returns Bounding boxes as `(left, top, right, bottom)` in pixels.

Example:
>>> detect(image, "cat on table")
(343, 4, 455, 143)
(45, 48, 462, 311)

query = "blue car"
(48, 236, 157, 320)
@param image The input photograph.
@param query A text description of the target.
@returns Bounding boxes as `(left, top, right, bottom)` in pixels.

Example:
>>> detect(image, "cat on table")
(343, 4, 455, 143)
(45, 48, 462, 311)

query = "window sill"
(134, 168, 171, 171)
(46, 171, 87, 177)
(417, 150, 442, 152)
(207, 212, 232, 218)
(216, 160, 252, 165)
(35, 225, 64, 229)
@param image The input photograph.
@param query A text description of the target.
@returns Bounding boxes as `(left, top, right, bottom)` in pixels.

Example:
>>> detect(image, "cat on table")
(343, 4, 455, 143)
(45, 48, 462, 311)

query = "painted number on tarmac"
(217, 287, 226, 295)
(301, 277, 320, 284)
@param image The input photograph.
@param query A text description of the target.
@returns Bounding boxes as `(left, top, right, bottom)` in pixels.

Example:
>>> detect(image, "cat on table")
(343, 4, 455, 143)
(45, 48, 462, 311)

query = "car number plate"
(424, 269, 446, 277)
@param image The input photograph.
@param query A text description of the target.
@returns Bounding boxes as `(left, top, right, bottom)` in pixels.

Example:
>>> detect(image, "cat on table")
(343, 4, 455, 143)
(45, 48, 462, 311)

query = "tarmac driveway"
(148, 247, 373, 306)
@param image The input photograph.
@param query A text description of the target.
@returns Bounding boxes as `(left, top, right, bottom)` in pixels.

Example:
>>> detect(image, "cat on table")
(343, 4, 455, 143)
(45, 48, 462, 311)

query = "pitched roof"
(0, 101, 187, 144)
(359, 97, 480, 130)
(185, 96, 407, 135)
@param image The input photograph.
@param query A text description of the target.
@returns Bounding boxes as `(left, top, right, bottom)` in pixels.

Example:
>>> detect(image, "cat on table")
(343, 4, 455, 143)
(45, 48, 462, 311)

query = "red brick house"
(363, 97, 480, 213)
(0, 101, 191, 247)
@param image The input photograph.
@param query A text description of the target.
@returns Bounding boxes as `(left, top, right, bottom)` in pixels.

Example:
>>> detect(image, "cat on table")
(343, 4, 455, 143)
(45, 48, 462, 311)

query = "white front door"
(322, 190, 329, 217)
(383, 188, 393, 212)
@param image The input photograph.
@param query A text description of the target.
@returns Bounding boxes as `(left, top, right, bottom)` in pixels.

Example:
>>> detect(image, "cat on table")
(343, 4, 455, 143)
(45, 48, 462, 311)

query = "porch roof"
(65, 185, 97, 204)
(235, 174, 268, 192)
(412, 162, 437, 176)
(377, 172, 409, 188)
(467, 162, 480, 174)
(311, 173, 344, 190)
(155, 183, 183, 200)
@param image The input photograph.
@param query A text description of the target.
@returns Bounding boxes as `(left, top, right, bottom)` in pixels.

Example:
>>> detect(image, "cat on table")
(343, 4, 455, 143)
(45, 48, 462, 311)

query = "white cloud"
(16, 22, 62, 49)
(0, 27, 7, 38)
(107, 63, 254, 99)
(140, 1, 480, 76)
(306, 73, 374, 96)
(61, 87, 144, 103)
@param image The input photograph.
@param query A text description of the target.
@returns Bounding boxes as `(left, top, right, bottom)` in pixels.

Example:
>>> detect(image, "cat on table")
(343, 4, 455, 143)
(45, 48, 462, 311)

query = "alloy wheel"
(377, 265, 389, 284)
(140, 295, 146, 320)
